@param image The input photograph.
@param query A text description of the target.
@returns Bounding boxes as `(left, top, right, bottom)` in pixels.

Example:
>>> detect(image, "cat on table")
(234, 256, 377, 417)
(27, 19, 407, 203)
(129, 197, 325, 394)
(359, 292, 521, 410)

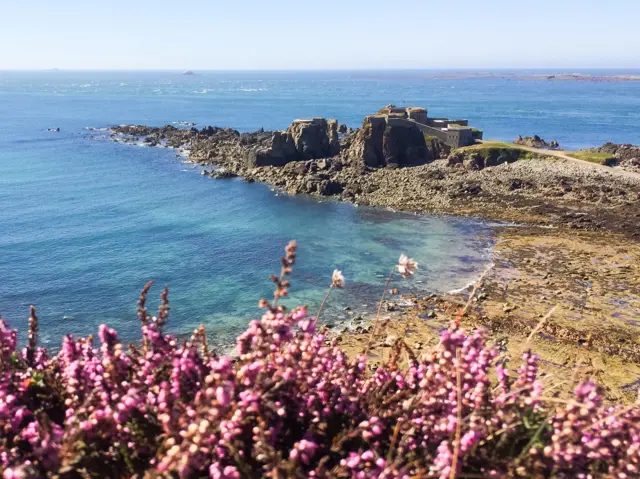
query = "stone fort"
(369, 105, 481, 148)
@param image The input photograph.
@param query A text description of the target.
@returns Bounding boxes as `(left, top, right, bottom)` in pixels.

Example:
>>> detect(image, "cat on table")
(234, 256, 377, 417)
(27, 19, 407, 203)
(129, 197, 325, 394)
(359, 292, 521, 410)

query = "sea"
(1, 70, 640, 347)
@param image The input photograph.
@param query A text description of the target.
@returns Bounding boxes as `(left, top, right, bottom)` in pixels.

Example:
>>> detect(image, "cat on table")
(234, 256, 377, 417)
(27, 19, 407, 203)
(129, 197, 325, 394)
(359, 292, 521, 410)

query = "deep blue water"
(1, 70, 639, 346)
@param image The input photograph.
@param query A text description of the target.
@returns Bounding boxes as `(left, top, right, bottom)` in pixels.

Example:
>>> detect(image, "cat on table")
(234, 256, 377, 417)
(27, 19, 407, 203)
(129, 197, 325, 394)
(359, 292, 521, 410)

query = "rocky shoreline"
(111, 116, 640, 239)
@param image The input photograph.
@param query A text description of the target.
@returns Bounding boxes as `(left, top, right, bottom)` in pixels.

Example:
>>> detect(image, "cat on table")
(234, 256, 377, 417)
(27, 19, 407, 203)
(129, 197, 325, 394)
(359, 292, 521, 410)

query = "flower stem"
(362, 268, 396, 355)
(314, 285, 334, 327)
(375, 268, 396, 323)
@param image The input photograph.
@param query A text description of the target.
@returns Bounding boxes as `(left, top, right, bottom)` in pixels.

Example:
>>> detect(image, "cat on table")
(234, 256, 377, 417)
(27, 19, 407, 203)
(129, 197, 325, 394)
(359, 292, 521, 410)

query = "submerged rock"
(209, 168, 238, 179)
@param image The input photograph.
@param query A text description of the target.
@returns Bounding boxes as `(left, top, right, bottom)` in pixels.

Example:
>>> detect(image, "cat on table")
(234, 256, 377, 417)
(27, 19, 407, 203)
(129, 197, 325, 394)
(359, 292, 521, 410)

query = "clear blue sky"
(1, 0, 638, 70)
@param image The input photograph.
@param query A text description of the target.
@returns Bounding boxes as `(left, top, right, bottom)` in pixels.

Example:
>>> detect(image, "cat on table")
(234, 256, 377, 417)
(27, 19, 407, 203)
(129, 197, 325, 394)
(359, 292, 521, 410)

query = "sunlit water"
(1, 70, 639, 345)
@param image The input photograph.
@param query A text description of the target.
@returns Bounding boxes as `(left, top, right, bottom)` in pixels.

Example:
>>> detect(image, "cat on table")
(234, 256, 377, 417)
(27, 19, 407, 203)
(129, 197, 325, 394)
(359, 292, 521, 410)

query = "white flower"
(397, 254, 417, 278)
(331, 269, 345, 288)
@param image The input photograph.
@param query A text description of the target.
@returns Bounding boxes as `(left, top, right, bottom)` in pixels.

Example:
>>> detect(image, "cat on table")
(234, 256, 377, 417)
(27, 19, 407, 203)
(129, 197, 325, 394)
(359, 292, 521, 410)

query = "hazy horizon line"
(2, 67, 640, 73)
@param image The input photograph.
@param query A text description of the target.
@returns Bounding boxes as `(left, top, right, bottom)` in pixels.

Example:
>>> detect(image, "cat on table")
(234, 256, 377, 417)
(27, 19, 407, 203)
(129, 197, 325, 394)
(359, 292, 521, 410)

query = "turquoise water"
(1, 70, 639, 345)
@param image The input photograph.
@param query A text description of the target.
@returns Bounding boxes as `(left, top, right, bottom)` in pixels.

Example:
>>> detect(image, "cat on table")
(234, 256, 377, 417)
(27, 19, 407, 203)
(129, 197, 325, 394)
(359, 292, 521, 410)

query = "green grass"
(566, 151, 616, 165)
(453, 142, 541, 163)
(457, 141, 522, 151)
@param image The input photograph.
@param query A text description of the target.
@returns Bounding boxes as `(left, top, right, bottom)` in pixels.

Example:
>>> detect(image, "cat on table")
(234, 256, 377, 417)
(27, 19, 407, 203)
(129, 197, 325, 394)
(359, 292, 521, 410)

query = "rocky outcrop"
(209, 168, 238, 179)
(245, 131, 297, 167)
(347, 116, 431, 167)
(243, 118, 340, 167)
(348, 117, 386, 167)
(287, 118, 340, 160)
(424, 136, 451, 160)
(515, 135, 559, 149)
(585, 143, 640, 172)
(589, 143, 640, 161)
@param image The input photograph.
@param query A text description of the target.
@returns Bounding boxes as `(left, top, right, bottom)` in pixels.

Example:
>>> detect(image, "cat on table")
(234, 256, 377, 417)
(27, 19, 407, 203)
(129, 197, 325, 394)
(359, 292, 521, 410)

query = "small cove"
(0, 127, 493, 347)
(4, 69, 638, 346)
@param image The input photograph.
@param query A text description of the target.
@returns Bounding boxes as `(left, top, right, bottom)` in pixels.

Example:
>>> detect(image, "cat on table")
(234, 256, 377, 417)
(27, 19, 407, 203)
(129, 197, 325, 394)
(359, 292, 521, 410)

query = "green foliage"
(451, 142, 541, 166)
(567, 151, 617, 165)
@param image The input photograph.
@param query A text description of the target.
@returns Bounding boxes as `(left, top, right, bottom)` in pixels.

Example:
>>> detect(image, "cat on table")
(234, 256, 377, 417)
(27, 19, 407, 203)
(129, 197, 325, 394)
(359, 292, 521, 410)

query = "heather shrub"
(0, 241, 638, 478)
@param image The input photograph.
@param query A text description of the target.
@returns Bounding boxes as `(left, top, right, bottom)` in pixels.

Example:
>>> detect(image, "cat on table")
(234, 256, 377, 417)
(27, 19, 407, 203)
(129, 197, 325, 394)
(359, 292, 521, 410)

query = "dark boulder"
(210, 168, 238, 179)
(319, 180, 344, 196)
(245, 148, 290, 167)
(447, 152, 464, 166)
(287, 118, 340, 160)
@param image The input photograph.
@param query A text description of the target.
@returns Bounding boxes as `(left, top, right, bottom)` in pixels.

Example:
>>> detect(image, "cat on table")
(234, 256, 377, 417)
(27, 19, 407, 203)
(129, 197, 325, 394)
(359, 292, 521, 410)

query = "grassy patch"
(567, 151, 616, 165)
(457, 141, 520, 151)
(453, 142, 542, 164)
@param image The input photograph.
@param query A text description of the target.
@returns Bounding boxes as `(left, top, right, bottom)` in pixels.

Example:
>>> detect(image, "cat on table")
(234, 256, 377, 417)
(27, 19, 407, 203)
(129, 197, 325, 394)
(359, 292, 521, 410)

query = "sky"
(1, 0, 639, 70)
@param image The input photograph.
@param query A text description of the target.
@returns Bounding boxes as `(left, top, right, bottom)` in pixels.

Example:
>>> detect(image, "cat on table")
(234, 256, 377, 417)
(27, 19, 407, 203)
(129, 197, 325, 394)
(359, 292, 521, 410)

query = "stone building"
(373, 105, 480, 148)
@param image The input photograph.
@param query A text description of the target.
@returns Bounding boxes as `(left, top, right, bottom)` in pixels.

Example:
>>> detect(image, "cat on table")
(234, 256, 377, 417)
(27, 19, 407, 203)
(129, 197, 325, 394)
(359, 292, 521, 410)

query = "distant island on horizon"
(3, 68, 640, 81)
(350, 71, 640, 82)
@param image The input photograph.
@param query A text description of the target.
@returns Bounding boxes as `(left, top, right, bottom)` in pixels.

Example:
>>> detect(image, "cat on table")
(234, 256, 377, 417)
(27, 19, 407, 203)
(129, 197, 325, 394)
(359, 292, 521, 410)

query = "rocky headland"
(110, 114, 640, 399)
(111, 117, 640, 238)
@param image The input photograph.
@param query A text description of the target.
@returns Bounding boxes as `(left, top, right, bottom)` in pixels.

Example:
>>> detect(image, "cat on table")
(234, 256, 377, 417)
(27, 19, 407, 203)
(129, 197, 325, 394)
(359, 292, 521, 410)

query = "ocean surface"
(1, 70, 640, 346)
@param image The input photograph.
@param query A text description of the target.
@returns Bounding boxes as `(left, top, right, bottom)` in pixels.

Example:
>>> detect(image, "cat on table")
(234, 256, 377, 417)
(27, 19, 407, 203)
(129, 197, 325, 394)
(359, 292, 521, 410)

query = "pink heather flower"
(1, 248, 640, 479)
(397, 254, 417, 277)
(361, 450, 375, 461)
(291, 439, 318, 465)
(222, 466, 240, 479)
(343, 452, 361, 469)
(291, 307, 307, 322)
(216, 386, 231, 407)
(298, 319, 314, 334)
(3, 469, 25, 479)
(331, 269, 345, 288)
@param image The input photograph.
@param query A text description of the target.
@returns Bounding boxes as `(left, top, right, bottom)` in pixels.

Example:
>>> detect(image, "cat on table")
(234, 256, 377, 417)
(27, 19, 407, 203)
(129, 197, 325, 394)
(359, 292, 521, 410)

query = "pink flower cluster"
(0, 259, 638, 478)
